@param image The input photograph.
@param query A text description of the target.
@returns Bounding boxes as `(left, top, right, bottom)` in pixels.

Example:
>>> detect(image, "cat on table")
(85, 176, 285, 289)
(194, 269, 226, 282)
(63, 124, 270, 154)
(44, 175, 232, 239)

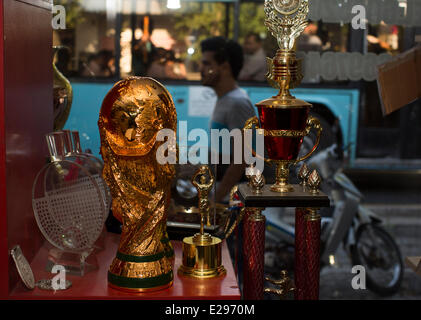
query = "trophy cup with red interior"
(244, 0, 322, 193)
(240, 0, 330, 301)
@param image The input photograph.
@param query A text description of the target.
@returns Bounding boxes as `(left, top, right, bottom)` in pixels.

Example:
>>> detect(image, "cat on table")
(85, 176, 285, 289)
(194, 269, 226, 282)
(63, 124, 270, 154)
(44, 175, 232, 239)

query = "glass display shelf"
(9, 232, 240, 300)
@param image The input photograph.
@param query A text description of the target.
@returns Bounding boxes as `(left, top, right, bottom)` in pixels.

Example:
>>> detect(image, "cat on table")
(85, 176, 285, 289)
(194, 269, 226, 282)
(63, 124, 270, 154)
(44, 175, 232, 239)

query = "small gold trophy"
(178, 165, 226, 278)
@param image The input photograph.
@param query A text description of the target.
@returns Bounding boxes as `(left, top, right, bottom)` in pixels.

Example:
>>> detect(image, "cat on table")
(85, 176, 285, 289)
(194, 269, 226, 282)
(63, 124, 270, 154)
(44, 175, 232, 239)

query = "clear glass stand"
(45, 245, 98, 276)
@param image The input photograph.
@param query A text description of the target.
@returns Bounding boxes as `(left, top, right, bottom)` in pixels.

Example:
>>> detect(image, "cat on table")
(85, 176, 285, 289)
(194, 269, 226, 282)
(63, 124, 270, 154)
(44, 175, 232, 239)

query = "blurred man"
(132, 16, 155, 76)
(81, 50, 114, 78)
(200, 37, 256, 202)
(238, 33, 267, 82)
(296, 22, 323, 52)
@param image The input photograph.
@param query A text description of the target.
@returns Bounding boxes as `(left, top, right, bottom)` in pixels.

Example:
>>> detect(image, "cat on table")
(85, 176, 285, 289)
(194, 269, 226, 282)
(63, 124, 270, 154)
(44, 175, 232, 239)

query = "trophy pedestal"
(46, 246, 98, 276)
(238, 183, 329, 300)
(270, 183, 294, 193)
(178, 234, 226, 279)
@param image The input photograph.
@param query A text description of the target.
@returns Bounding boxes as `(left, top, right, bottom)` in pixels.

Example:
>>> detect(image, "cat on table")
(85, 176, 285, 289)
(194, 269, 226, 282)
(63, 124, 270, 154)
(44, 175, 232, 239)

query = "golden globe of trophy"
(244, 0, 322, 193)
(178, 165, 226, 279)
(98, 77, 177, 292)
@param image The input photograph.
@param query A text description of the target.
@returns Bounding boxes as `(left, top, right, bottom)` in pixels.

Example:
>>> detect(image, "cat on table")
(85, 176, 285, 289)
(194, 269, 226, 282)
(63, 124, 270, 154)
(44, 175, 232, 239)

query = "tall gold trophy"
(178, 165, 226, 278)
(99, 77, 176, 292)
(244, 0, 322, 193)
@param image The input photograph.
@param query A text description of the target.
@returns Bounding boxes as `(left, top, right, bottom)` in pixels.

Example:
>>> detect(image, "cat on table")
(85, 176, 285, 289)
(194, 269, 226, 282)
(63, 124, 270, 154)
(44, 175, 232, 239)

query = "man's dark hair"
(200, 36, 244, 80)
(245, 32, 262, 43)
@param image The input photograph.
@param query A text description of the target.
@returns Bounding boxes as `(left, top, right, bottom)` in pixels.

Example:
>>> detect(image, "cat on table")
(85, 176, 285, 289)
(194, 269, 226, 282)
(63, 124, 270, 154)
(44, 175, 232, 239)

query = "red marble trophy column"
(304, 208, 321, 300)
(294, 207, 307, 300)
(295, 207, 321, 300)
(243, 208, 266, 300)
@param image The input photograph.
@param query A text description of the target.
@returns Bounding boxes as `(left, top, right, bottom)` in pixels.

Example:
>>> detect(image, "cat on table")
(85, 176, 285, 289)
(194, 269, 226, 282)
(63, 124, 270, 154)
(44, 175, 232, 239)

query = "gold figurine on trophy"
(98, 77, 177, 292)
(244, 0, 322, 193)
(178, 165, 226, 279)
(192, 165, 214, 232)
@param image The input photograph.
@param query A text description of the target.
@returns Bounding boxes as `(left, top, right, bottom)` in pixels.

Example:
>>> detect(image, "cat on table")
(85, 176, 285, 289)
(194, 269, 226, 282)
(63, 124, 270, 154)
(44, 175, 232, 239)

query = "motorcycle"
(263, 144, 404, 296)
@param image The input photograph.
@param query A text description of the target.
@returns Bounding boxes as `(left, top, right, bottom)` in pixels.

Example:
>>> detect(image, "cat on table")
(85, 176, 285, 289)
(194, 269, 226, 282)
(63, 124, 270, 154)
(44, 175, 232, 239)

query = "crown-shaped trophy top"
(264, 0, 309, 51)
(264, 0, 309, 101)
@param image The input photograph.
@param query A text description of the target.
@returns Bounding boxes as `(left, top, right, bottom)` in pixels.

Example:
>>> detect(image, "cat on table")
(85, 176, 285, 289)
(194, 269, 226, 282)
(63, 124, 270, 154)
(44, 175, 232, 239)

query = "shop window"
(120, 0, 234, 81)
(235, 2, 351, 84)
(53, 0, 118, 79)
(54, 0, 236, 81)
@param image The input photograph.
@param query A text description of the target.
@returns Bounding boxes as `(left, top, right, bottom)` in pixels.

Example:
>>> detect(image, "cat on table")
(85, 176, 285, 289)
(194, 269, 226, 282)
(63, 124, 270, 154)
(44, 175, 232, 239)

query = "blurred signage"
(300, 51, 392, 82)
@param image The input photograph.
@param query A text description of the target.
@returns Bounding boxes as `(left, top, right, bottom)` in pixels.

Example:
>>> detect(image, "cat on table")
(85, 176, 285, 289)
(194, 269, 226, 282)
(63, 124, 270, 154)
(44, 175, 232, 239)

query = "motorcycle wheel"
(350, 223, 404, 296)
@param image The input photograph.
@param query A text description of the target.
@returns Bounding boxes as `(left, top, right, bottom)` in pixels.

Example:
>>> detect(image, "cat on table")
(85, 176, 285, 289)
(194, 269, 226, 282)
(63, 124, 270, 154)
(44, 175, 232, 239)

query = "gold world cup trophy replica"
(178, 165, 226, 279)
(244, 0, 322, 193)
(98, 77, 177, 292)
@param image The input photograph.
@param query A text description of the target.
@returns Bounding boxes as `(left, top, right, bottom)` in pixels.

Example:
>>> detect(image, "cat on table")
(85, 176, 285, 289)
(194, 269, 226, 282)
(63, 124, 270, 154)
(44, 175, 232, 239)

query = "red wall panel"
(0, 0, 7, 299)
(0, 0, 53, 295)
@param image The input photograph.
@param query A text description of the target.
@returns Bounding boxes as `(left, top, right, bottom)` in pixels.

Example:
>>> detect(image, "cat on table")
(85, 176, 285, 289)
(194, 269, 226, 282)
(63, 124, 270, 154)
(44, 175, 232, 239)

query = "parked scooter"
(264, 144, 404, 296)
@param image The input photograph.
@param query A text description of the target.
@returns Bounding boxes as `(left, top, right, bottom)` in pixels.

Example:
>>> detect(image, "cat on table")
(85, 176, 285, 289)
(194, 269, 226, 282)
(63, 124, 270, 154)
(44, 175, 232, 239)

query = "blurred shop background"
(53, 0, 421, 299)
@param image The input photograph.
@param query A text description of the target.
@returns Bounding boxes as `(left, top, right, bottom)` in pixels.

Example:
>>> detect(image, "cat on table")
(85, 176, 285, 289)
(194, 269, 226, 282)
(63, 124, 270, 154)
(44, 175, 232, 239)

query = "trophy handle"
(243, 116, 259, 130)
(243, 116, 272, 164)
(295, 116, 322, 163)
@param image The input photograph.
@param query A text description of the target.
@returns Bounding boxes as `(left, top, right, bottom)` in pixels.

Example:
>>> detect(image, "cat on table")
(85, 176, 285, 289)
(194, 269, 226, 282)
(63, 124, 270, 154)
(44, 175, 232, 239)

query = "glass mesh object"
(63, 130, 111, 218)
(32, 132, 107, 275)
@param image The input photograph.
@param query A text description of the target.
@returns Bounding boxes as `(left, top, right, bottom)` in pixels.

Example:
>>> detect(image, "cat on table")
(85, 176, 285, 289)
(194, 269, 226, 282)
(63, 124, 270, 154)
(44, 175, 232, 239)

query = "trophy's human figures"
(191, 165, 215, 237)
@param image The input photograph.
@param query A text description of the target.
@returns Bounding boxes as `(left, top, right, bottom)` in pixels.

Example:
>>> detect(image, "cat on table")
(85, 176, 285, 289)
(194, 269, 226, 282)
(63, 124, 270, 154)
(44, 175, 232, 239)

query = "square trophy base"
(46, 247, 99, 276)
(238, 183, 330, 208)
